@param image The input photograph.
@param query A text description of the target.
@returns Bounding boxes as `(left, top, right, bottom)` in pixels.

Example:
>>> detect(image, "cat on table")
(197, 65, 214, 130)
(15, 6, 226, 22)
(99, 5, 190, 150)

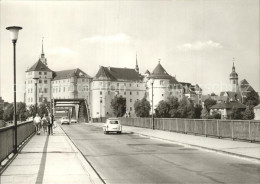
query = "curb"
(59, 124, 105, 184)
(132, 131, 260, 163)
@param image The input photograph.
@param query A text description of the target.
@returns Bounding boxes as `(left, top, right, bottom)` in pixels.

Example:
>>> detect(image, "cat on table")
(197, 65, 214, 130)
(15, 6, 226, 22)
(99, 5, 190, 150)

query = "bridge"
(0, 118, 260, 184)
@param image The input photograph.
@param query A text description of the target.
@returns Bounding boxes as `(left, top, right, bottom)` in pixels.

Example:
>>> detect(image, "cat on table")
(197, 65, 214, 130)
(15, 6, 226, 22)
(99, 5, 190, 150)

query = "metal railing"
(0, 120, 35, 164)
(119, 118, 260, 142)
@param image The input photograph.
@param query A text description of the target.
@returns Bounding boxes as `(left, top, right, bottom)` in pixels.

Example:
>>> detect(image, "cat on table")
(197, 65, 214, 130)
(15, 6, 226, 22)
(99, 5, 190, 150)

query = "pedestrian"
(33, 113, 41, 135)
(47, 114, 53, 135)
(41, 114, 48, 134)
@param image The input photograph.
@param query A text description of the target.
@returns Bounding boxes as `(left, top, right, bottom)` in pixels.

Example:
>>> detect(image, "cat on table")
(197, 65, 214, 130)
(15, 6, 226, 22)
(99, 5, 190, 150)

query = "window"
(129, 84, 131, 87)
(100, 91, 102, 95)
(130, 99, 132, 102)
(63, 87, 65, 92)
(130, 91, 132, 95)
(39, 80, 42, 84)
(117, 83, 119, 87)
(160, 80, 164, 85)
(44, 80, 47, 84)
(82, 79, 85, 82)
(59, 88, 61, 92)
(124, 83, 126, 86)
(137, 91, 139, 95)
(130, 107, 132, 111)
(162, 94, 164, 96)
(137, 84, 139, 87)
(108, 91, 110, 95)
(44, 72, 47, 75)
(44, 88, 47, 93)
(124, 92, 126, 95)
(39, 72, 42, 75)
(233, 80, 235, 84)
(99, 82, 103, 86)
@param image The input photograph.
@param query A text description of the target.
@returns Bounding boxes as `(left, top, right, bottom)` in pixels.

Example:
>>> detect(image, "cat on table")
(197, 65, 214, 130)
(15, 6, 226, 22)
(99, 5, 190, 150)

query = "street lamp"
(6, 26, 22, 154)
(100, 97, 102, 122)
(150, 78, 155, 130)
(33, 77, 39, 113)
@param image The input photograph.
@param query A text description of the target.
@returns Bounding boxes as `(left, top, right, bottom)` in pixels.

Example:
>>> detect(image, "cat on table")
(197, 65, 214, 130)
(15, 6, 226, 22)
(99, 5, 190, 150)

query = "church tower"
(39, 37, 47, 65)
(229, 59, 238, 92)
(135, 53, 139, 73)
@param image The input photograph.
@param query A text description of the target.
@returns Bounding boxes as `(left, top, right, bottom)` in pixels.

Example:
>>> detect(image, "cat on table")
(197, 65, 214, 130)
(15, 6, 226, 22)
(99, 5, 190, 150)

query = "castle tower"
(229, 59, 238, 92)
(40, 37, 47, 65)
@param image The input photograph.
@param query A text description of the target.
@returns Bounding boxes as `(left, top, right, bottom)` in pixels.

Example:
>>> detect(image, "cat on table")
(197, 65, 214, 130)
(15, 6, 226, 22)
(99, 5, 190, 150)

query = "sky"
(0, 0, 259, 102)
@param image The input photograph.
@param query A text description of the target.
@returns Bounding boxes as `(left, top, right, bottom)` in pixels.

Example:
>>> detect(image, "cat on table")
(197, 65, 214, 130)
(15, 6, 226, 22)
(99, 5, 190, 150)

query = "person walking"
(47, 114, 53, 135)
(34, 113, 41, 135)
(41, 114, 48, 134)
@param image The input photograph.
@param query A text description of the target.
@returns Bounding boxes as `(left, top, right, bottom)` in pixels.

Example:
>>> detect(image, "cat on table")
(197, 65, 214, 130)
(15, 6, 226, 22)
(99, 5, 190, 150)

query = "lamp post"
(151, 78, 155, 130)
(33, 77, 39, 114)
(100, 97, 102, 122)
(6, 26, 22, 154)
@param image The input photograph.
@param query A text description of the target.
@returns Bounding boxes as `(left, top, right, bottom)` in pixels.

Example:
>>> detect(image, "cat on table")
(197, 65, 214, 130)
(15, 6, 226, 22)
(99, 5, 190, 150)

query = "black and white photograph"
(0, 0, 260, 183)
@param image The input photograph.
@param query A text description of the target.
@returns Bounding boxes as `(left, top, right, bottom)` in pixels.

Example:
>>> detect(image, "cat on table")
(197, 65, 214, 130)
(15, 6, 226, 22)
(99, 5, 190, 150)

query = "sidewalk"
(91, 123, 260, 162)
(0, 125, 103, 184)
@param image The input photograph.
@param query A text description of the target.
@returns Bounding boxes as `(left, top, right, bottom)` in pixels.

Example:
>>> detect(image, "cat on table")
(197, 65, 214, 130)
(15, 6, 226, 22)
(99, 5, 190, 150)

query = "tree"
(0, 109, 4, 120)
(209, 111, 221, 119)
(155, 100, 170, 118)
(204, 98, 217, 112)
(177, 97, 195, 118)
(194, 104, 203, 119)
(243, 90, 259, 106)
(134, 97, 151, 117)
(230, 107, 243, 120)
(111, 96, 126, 117)
(38, 102, 51, 117)
(200, 107, 209, 119)
(242, 106, 255, 120)
(167, 96, 179, 118)
(28, 105, 37, 118)
(3, 103, 14, 121)
(17, 102, 28, 121)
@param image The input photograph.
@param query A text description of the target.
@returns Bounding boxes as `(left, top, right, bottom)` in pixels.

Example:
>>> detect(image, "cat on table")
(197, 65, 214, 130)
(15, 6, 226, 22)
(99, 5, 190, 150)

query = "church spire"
(135, 52, 139, 73)
(232, 58, 235, 72)
(39, 37, 47, 66)
(41, 37, 44, 56)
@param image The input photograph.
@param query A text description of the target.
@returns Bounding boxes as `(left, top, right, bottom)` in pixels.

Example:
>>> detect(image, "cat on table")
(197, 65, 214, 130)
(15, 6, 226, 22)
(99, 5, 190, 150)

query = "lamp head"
(6, 26, 23, 42)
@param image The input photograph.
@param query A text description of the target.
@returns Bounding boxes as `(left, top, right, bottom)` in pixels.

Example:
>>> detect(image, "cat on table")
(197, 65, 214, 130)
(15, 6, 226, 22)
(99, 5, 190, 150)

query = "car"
(103, 118, 122, 134)
(70, 118, 77, 123)
(60, 117, 70, 125)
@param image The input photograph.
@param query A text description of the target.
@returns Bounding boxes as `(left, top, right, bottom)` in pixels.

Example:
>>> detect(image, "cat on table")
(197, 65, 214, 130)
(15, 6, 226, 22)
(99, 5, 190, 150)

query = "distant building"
(180, 82, 202, 105)
(92, 66, 145, 118)
(210, 101, 246, 119)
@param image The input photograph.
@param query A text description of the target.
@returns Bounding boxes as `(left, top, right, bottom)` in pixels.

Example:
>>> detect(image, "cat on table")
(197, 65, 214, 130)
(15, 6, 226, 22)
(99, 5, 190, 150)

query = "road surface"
(62, 124, 260, 184)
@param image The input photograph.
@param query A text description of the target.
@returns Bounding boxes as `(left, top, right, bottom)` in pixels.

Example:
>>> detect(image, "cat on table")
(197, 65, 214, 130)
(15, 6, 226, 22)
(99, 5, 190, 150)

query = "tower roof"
(26, 60, 52, 72)
(230, 61, 238, 79)
(149, 61, 171, 79)
(145, 69, 150, 74)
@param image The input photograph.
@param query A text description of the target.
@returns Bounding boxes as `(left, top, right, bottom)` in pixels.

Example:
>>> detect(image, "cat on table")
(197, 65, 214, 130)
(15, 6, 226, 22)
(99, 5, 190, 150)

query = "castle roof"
(149, 62, 172, 79)
(94, 66, 143, 81)
(26, 60, 52, 72)
(240, 79, 255, 92)
(53, 68, 91, 80)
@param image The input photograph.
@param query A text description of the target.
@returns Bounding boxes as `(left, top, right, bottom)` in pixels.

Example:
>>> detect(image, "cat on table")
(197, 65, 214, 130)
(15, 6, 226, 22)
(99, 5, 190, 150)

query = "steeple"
(135, 53, 139, 73)
(39, 37, 47, 66)
(232, 58, 235, 72)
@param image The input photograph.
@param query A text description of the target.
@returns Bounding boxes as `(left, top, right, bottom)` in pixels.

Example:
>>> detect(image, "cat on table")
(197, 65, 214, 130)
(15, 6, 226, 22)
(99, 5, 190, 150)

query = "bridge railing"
(119, 118, 260, 142)
(0, 120, 35, 164)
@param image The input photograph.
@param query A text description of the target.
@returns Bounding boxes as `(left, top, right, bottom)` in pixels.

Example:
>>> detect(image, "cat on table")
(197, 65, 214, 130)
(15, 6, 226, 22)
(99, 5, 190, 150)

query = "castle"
(24, 42, 202, 120)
